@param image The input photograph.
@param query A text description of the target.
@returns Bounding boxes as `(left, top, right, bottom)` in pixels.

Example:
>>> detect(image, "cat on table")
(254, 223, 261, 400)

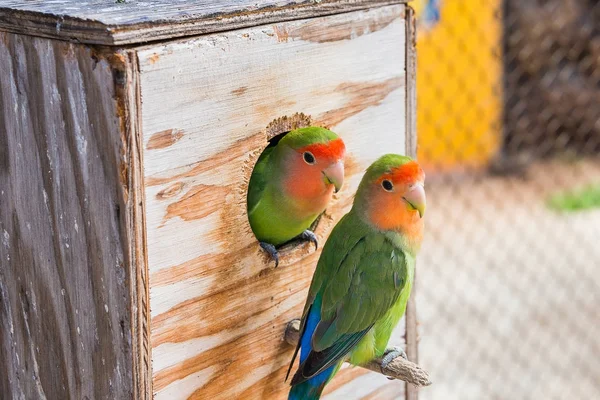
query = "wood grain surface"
(120, 47, 154, 400)
(0, 0, 408, 45)
(403, 6, 420, 400)
(0, 33, 144, 398)
(137, 5, 411, 399)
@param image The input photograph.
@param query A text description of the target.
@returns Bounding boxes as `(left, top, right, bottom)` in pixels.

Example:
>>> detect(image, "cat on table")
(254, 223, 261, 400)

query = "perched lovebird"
(287, 154, 426, 399)
(247, 127, 346, 267)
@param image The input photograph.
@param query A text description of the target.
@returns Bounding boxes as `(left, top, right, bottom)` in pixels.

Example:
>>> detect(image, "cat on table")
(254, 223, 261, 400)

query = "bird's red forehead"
(377, 161, 424, 185)
(298, 137, 346, 160)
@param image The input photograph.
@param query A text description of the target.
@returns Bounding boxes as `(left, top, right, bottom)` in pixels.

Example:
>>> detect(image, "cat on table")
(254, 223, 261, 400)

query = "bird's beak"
(403, 183, 426, 218)
(323, 161, 345, 193)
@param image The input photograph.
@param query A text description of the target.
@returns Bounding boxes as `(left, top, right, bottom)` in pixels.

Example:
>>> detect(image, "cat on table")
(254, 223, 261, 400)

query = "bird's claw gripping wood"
(381, 346, 408, 379)
(300, 229, 319, 250)
(260, 242, 279, 268)
(284, 319, 432, 387)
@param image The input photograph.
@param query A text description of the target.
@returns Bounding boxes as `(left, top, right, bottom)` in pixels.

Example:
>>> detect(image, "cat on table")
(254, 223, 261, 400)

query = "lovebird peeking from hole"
(287, 154, 426, 400)
(247, 127, 346, 267)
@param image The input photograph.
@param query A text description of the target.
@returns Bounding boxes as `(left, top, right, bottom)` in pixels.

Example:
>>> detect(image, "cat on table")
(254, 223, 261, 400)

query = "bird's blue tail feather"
(288, 366, 334, 400)
(289, 295, 334, 400)
(288, 380, 323, 400)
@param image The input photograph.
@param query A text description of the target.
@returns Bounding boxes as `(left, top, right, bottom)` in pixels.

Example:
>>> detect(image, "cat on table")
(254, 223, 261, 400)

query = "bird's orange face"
(282, 137, 346, 213)
(366, 161, 426, 235)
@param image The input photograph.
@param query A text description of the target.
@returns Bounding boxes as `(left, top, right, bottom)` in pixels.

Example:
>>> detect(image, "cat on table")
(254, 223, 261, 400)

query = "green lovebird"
(247, 127, 346, 266)
(287, 154, 426, 400)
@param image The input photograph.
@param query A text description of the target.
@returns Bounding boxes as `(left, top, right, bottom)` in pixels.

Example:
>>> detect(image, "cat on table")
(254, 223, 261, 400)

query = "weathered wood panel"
(0, 33, 140, 399)
(404, 6, 419, 400)
(119, 48, 154, 399)
(137, 5, 409, 399)
(0, 0, 407, 45)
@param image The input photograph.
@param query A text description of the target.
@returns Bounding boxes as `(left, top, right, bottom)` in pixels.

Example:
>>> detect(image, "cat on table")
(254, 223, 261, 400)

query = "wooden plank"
(137, 5, 409, 399)
(119, 48, 154, 399)
(404, 6, 420, 400)
(0, 0, 408, 45)
(0, 33, 142, 398)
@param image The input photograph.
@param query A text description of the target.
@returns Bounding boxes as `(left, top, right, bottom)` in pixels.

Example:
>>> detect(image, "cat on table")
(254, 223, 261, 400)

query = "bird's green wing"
(298, 213, 368, 329)
(318, 234, 407, 341)
(295, 213, 408, 380)
(247, 146, 274, 214)
(294, 327, 371, 383)
(287, 213, 366, 381)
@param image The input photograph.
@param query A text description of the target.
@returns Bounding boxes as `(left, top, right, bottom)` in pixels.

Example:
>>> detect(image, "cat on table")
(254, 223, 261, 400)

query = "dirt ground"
(416, 159, 600, 400)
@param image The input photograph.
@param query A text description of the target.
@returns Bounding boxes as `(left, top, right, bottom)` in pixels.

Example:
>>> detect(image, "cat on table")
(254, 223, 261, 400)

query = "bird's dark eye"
(382, 180, 393, 191)
(303, 151, 315, 165)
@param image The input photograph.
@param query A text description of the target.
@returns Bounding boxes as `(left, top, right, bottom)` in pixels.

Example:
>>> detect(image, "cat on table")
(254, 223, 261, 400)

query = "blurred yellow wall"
(412, 0, 502, 172)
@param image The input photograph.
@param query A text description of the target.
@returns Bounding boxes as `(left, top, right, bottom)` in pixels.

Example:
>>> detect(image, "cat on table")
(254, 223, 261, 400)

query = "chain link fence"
(413, 1, 600, 399)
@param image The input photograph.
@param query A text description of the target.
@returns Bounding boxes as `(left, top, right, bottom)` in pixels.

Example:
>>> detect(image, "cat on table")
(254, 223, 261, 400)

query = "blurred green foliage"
(547, 184, 600, 212)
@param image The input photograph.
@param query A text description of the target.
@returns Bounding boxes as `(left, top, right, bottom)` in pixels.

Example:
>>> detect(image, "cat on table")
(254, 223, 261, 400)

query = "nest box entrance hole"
(245, 113, 334, 267)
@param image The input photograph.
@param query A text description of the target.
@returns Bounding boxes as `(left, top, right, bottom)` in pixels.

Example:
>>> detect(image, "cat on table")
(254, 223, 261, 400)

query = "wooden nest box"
(0, 1, 418, 399)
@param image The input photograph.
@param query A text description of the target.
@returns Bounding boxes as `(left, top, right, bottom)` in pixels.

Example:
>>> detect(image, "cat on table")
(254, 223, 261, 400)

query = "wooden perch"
(284, 320, 432, 387)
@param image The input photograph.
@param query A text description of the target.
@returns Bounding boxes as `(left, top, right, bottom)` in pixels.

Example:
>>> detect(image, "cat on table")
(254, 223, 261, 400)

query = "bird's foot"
(380, 346, 408, 380)
(300, 230, 319, 250)
(259, 242, 280, 268)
